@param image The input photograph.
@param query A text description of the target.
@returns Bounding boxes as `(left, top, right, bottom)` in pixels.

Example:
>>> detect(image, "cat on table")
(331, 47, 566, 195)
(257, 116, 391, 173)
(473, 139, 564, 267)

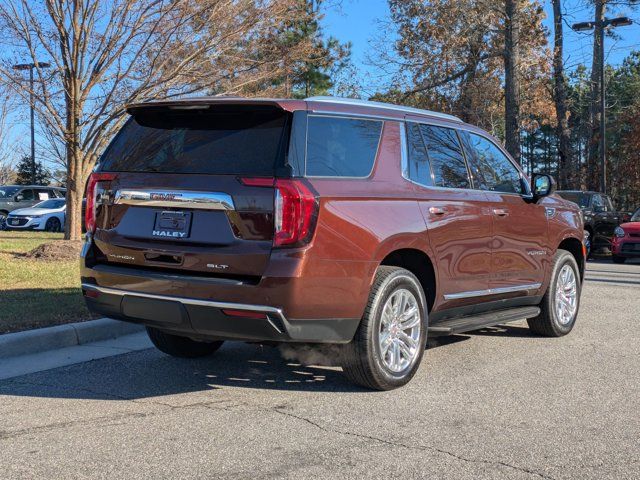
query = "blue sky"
(322, 0, 640, 96)
(5, 0, 640, 173)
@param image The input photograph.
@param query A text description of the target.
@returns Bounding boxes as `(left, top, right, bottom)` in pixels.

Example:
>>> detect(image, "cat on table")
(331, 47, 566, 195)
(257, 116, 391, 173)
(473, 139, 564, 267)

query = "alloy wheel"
(378, 288, 422, 373)
(555, 264, 578, 325)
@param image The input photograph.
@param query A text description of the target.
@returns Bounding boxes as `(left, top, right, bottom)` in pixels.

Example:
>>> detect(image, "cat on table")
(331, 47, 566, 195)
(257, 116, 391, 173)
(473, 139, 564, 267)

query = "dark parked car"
(0, 185, 66, 230)
(81, 96, 585, 390)
(556, 190, 623, 254)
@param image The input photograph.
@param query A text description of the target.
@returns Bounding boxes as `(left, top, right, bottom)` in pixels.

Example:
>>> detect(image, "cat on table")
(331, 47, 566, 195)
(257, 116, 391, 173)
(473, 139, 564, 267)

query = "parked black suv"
(556, 190, 623, 254)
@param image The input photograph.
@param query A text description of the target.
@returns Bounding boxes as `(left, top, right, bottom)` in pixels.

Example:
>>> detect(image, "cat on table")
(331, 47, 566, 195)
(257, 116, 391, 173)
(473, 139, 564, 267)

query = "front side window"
(306, 116, 382, 177)
(419, 125, 469, 189)
(592, 194, 604, 210)
(405, 122, 432, 186)
(461, 132, 524, 194)
(19, 189, 34, 201)
(631, 208, 640, 222)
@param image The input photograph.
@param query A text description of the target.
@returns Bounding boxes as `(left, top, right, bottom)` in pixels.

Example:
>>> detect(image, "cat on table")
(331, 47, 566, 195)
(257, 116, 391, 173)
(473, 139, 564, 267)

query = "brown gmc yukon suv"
(81, 96, 585, 390)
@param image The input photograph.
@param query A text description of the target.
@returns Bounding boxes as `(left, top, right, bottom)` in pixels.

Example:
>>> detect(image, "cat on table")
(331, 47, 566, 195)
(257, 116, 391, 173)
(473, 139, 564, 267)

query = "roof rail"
(305, 96, 462, 123)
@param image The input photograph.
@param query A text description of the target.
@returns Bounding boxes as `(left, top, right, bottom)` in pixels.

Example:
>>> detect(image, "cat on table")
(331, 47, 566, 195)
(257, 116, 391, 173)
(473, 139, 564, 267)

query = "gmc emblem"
(150, 192, 181, 201)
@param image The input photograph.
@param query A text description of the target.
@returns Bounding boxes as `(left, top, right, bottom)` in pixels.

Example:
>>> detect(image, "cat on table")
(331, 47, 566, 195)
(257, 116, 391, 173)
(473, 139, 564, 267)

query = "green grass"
(0, 231, 92, 334)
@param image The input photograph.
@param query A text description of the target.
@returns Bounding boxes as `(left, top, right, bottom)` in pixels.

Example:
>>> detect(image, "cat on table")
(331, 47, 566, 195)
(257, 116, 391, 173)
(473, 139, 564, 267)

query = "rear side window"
(306, 116, 382, 177)
(406, 122, 432, 186)
(419, 125, 469, 189)
(35, 189, 52, 200)
(461, 132, 524, 194)
(100, 105, 289, 175)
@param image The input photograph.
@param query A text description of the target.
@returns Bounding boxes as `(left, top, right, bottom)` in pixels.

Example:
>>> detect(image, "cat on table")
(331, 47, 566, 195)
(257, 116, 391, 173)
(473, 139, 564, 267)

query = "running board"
(428, 306, 540, 336)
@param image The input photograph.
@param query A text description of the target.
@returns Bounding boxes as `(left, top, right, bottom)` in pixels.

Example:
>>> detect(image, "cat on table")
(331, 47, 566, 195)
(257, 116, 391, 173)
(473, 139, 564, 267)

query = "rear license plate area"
(152, 211, 192, 239)
(121, 295, 187, 325)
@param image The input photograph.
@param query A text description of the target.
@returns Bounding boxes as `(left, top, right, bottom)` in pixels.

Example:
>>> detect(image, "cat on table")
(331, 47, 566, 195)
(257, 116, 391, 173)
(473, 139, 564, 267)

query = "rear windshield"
(0, 186, 20, 199)
(557, 192, 590, 208)
(99, 105, 290, 175)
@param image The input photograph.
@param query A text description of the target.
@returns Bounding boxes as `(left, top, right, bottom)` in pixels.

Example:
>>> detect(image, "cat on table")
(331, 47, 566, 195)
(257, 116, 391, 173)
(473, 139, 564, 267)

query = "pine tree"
(14, 156, 50, 185)
(266, 0, 352, 98)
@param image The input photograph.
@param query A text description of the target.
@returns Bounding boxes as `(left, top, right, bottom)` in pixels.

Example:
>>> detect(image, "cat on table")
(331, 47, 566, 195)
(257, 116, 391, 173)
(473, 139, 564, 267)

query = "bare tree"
(0, 83, 17, 184)
(0, 0, 307, 239)
(377, 0, 551, 153)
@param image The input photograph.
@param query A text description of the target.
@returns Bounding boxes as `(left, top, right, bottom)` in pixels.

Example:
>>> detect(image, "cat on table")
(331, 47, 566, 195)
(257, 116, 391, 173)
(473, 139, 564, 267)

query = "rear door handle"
(493, 208, 509, 217)
(429, 206, 446, 216)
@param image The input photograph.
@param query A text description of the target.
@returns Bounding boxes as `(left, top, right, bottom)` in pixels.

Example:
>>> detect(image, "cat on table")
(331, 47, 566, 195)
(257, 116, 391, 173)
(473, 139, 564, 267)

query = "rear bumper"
(82, 283, 359, 343)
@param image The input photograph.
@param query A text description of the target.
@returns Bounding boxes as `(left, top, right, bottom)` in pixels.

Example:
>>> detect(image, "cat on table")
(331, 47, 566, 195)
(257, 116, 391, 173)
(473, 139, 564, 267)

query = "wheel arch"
(557, 236, 585, 281)
(379, 248, 437, 313)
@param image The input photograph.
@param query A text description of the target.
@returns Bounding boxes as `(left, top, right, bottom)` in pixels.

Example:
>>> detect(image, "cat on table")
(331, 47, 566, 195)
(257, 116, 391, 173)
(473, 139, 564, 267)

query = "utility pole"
(572, 14, 632, 194)
(504, 0, 521, 165)
(12, 61, 50, 185)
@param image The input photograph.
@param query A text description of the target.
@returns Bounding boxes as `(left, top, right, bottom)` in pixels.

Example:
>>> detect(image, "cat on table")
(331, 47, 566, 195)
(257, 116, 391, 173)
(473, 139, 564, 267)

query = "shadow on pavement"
(465, 324, 535, 338)
(0, 335, 470, 399)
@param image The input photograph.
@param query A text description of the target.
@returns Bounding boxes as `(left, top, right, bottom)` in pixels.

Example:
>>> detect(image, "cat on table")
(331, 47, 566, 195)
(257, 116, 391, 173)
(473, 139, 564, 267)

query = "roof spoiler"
(125, 96, 290, 115)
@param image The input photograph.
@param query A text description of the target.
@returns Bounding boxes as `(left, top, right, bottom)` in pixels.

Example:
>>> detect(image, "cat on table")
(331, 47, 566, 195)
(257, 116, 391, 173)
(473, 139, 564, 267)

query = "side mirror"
(532, 174, 556, 201)
(15, 194, 24, 202)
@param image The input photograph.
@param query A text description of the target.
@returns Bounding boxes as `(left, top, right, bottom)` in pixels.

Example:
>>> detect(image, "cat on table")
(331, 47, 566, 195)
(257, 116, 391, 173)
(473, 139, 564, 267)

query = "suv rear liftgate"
(81, 100, 351, 343)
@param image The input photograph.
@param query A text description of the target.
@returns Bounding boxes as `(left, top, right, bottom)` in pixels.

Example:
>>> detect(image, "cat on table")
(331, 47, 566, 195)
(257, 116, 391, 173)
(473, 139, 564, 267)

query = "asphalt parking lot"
(1, 260, 639, 480)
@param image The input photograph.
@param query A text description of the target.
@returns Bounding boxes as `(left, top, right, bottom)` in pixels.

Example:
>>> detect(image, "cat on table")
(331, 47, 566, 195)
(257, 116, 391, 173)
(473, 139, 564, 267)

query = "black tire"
(341, 266, 428, 391)
(528, 249, 581, 337)
(44, 217, 62, 232)
(612, 255, 626, 264)
(146, 327, 224, 358)
(0, 212, 7, 231)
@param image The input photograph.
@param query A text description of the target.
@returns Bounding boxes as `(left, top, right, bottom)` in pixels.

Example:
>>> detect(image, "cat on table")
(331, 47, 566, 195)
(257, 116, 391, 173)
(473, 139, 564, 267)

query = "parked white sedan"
(5, 198, 66, 232)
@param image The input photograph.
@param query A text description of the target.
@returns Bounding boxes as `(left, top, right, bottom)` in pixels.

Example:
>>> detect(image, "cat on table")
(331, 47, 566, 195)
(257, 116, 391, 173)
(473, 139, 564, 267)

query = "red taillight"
(240, 177, 318, 247)
(85, 172, 116, 233)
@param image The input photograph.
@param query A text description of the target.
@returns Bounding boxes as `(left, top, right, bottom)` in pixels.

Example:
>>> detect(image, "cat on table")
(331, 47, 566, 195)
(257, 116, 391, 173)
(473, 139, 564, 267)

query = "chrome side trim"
(113, 189, 235, 211)
(305, 96, 462, 123)
(443, 283, 543, 301)
(81, 283, 285, 333)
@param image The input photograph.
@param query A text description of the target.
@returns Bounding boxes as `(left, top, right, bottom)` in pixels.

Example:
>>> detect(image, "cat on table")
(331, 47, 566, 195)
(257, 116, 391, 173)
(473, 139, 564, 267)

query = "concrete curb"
(0, 319, 144, 359)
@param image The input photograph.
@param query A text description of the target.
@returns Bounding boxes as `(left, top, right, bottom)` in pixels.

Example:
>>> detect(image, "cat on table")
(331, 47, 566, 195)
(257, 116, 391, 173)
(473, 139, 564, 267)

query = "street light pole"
(12, 61, 51, 185)
(572, 15, 632, 194)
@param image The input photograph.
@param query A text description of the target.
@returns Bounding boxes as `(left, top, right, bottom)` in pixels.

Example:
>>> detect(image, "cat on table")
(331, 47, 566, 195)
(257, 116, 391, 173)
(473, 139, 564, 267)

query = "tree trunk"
(504, 0, 521, 164)
(63, 70, 85, 241)
(588, 0, 605, 191)
(552, 0, 573, 189)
